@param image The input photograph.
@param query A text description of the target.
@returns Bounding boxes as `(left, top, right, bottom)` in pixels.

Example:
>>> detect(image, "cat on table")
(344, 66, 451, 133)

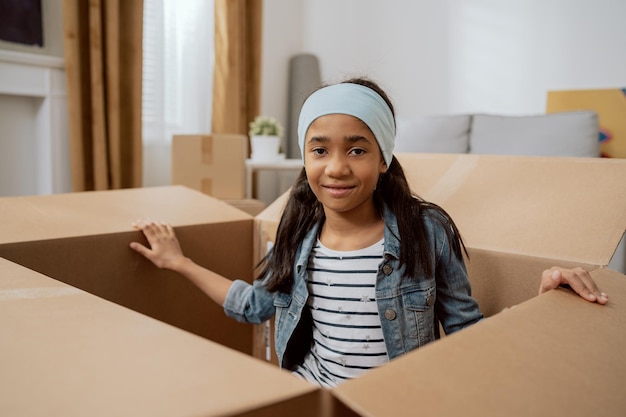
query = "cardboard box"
(0, 185, 255, 354)
(3, 154, 626, 416)
(225, 198, 268, 216)
(250, 154, 626, 415)
(332, 267, 626, 416)
(2, 264, 625, 416)
(171, 134, 248, 199)
(395, 153, 625, 315)
(0, 258, 323, 417)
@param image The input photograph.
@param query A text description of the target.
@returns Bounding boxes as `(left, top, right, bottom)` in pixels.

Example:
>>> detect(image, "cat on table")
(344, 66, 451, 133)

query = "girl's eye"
(350, 148, 366, 156)
(312, 148, 326, 156)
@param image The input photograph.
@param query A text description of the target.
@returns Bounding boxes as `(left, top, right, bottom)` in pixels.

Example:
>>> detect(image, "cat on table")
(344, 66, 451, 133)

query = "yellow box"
(547, 88, 626, 158)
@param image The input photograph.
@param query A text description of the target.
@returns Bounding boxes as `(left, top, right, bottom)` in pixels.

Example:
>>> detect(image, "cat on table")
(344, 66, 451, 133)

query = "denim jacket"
(223, 205, 483, 369)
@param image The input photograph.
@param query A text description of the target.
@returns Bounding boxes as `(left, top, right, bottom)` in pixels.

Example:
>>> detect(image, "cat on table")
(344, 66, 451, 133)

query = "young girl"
(130, 77, 607, 388)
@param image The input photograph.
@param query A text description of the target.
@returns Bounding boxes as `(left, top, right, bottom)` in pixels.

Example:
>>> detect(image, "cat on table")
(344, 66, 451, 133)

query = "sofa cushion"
(395, 115, 471, 154)
(470, 111, 600, 157)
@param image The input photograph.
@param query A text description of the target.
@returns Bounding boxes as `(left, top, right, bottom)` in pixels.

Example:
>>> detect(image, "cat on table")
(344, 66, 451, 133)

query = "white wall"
(446, 0, 626, 114)
(0, 95, 39, 195)
(261, 0, 626, 121)
(0, 0, 70, 197)
(260, 0, 626, 271)
(256, 0, 305, 204)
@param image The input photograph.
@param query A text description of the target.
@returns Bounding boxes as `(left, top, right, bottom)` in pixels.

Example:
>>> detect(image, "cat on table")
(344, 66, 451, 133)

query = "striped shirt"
(292, 238, 389, 387)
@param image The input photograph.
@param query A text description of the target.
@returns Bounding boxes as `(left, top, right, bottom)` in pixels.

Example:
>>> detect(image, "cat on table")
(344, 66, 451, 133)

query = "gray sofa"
(395, 110, 626, 274)
(395, 111, 600, 157)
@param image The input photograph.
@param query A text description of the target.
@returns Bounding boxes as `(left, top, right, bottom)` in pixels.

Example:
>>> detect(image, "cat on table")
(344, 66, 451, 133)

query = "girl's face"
(304, 114, 388, 218)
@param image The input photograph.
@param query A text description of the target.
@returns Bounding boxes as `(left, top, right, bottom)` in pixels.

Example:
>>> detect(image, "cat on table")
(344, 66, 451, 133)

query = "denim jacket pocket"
(402, 286, 436, 346)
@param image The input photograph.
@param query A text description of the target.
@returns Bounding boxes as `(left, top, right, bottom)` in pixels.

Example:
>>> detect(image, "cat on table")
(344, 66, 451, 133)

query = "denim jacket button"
(426, 294, 434, 306)
(382, 264, 393, 275)
(384, 309, 397, 320)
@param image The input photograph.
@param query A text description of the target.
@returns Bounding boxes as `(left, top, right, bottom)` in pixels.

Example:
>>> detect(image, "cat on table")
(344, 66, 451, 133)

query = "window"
(142, 0, 214, 143)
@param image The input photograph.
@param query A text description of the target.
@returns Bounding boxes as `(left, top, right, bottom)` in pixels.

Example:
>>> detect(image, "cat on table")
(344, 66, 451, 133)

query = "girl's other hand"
(130, 220, 186, 271)
(539, 266, 608, 305)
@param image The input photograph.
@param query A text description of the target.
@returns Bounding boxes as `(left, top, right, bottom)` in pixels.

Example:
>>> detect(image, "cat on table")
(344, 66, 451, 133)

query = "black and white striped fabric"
(292, 238, 389, 387)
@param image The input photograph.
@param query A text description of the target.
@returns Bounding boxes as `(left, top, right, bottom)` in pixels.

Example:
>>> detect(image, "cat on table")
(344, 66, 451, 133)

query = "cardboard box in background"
(171, 134, 248, 199)
(0, 257, 327, 417)
(0, 186, 255, 355)
(547, 88, 626, 158)
(171, 133, 268, 216)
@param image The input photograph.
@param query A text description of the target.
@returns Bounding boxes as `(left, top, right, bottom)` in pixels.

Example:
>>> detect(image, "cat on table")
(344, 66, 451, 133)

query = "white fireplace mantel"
(0, 49, 71, 196)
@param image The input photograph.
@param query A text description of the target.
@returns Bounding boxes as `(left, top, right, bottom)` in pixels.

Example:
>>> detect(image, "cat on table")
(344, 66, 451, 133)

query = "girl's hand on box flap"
(130, 220, 232, 306)
(539, 266, 608, 305)
(130, 220, 187, 271)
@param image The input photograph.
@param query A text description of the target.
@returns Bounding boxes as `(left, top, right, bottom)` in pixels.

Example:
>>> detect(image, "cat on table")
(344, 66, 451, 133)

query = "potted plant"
(248, 116, 284, 161)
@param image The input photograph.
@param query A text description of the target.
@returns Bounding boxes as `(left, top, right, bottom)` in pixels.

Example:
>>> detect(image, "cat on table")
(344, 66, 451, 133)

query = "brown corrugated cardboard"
(0, 185, 255, 354)
(225, 198, 268, 216)
(396, 153, 624, 266)
(171, 134, 248, 199)
(333, 267, 626, 417)
(0, 257, 325, 417)
(3, 154, 626, 416)
(395, 153, 626, 314)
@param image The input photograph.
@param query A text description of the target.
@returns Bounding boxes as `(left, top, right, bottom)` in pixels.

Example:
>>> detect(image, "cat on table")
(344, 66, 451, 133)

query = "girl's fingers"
(540, 267, 608, 305)
(129, 241, 150, 256)
(568, 268, 608, 305)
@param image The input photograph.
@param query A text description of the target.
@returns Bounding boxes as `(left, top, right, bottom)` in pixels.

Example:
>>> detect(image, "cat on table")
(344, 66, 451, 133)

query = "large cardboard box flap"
(396, 153, 626, 267)
(332, 267, 626, 417)
(0, 258, 325, 417)
(0, 185, 250, 241)
(0, 185, 255, 354)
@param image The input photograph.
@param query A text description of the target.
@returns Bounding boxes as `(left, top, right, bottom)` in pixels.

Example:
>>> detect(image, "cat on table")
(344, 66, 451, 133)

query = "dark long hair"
(258, 77, 467, 293)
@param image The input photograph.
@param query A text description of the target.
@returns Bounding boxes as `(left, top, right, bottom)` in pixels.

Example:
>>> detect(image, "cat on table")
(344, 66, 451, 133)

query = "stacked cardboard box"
(2, 154, 626, 416)
(171, 133, 267, 216)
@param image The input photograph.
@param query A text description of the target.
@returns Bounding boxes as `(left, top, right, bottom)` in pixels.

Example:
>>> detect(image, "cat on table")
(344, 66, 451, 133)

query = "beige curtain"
(212, 0, 263, 138)
(63, 0, 143, 191)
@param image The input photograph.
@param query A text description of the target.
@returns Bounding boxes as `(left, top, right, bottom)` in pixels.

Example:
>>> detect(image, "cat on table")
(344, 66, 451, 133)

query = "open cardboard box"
(0, 257, 325, 417)
(251, 153, 626, 414)
(330, 154, 626, 416)
(2, 154, 626, 416)
(0, 186, 255, 354)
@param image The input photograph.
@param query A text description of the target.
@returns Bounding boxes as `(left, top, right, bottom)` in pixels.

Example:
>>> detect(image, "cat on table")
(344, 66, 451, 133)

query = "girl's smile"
(304, 114, 387, 219)
(321, 183, 356, 197)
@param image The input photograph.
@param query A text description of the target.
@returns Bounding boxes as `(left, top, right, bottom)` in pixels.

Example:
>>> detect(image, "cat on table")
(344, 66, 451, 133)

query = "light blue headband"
(297, 83, 396, 166)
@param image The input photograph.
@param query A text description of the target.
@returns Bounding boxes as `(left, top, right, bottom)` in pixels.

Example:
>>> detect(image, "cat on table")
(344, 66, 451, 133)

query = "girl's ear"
(380, 158, 388, 174)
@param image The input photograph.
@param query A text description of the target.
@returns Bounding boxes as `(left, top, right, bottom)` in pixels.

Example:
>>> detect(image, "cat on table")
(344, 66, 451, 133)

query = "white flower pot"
(250, 135, 281, 161)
